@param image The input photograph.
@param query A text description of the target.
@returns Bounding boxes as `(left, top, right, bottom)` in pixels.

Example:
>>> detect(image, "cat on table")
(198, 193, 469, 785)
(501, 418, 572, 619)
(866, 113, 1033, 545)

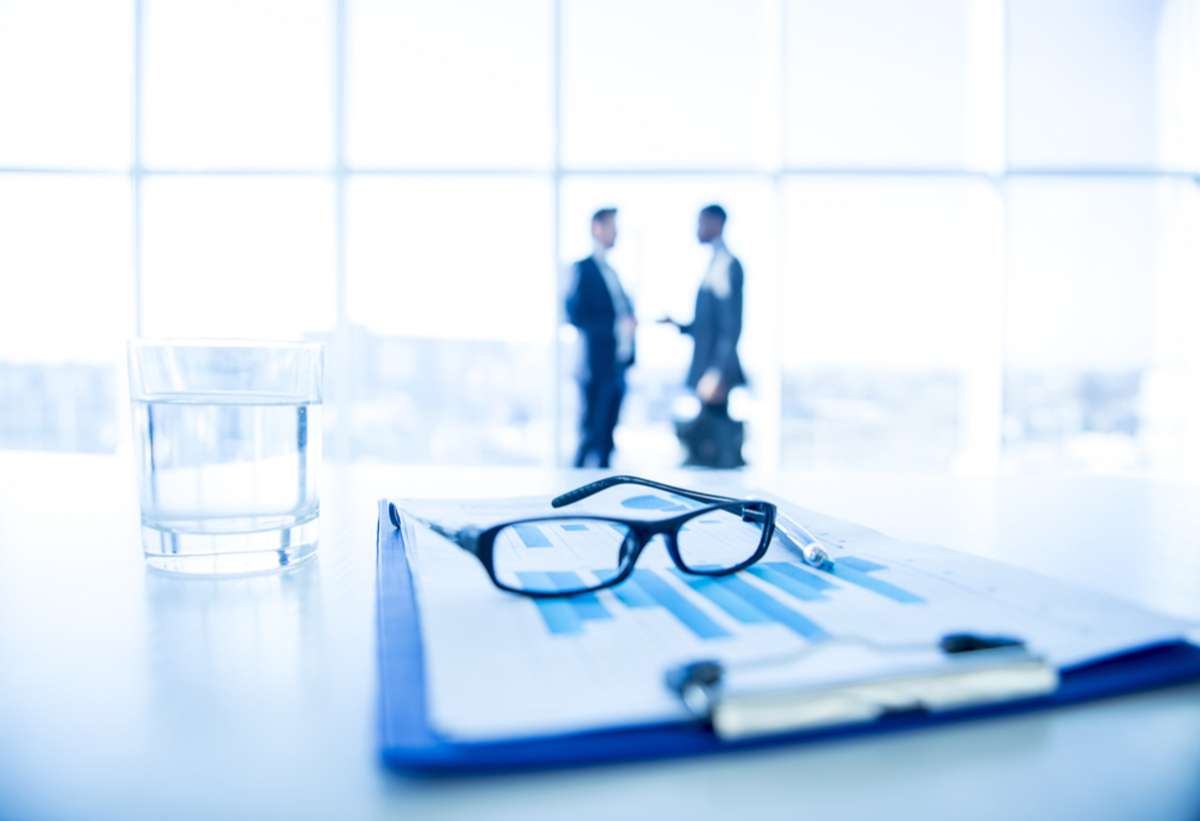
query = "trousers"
(574, 374, 626, 468)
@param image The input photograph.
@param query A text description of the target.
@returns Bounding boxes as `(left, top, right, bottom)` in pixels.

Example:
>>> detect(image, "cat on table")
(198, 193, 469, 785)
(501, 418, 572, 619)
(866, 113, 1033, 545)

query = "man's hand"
(697, 369, 726, 404)
(618, 316, 638, 336)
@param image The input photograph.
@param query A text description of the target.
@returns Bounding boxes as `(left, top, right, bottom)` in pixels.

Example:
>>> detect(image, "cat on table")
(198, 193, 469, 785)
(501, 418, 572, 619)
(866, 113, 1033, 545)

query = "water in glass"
(133, 392, 321, 574)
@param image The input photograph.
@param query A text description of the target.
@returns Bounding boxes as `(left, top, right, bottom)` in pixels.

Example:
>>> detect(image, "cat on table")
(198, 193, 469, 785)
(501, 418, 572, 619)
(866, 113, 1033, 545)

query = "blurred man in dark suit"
(660, 203, 746, 467)
(566, 207, 636, 468)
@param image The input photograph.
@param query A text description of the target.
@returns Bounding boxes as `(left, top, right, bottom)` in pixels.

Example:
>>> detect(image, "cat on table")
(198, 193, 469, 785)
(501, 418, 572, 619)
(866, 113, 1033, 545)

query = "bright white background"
(1, 0, 1198, 476)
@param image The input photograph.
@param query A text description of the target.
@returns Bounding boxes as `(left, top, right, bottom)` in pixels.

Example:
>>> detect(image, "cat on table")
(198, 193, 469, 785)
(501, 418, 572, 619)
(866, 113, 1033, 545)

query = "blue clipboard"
(375, 500, 1200, 773)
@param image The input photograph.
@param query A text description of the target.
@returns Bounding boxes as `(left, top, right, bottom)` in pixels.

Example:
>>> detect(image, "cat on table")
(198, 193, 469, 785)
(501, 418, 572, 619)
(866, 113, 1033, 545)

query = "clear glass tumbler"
(128, 340, 324, 575)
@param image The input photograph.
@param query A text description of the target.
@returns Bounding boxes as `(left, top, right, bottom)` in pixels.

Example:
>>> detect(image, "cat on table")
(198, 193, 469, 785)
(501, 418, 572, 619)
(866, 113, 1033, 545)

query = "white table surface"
(1, 452, 1198, 821)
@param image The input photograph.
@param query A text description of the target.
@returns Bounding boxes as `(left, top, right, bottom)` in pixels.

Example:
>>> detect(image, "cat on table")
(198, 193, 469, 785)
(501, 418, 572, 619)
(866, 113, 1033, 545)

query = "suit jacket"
(682, 254, 746, 390)
(565, 255, 635, 382)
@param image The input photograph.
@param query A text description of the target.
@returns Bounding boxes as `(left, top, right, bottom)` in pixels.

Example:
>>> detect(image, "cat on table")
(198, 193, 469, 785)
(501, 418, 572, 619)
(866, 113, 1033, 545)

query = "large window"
(2, 0, 1198, 477)
(0, 175, 132, 452)
(783, 0, 976, 168)
(142, 0, 333, 169)
(141, 177, 337, 339)
(345, 176, 555, 463)
(780, 178, 1002, 472)
(348, 0, 553, 169)
(1003, 178, 1197, 474)
(561, 0, 775, 168)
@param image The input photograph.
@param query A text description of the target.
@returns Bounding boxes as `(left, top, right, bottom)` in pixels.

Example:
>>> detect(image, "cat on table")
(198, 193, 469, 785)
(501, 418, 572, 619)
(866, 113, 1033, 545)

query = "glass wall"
(780, 178, 1002, 472)
(345, 176, 555, 463)
(2, 0, 1198, 477)
(1002, 0, 1200, 475)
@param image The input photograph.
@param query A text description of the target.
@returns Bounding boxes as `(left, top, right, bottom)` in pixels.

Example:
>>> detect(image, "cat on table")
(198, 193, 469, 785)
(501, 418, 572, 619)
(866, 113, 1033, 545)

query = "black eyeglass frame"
(388, 475, 778, 598)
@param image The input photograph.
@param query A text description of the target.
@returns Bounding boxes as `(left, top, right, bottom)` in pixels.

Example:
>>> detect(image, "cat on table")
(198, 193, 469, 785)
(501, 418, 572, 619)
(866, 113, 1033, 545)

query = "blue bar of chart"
(621, 493, 710, 513)
(677, 570, 829, 640)
(516, 572, 583, 634)
(673, 570, 771, 624)
(512, 523, 551, 548)
(524, 554, 921, 638)
(830, 557, 924, 604)
(765, 561, 837, 592)
(518, 571, 613, 636)
(630, 570, 731, 639)
(747, 563, 825, 601)
(761, 546, 924, 605)
(607, 574, 657, 608)
(716, 575, 829, 639)
(546, 571, 611, 621)
(839, 557, 886, 572)
(621, 495, 688, 512)
(568, 568, 731, 640)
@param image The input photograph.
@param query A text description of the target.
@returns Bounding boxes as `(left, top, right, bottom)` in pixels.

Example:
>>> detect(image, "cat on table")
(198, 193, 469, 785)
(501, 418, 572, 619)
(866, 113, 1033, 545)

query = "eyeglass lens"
(491, 518, 634, 594)
(674, 504, 766, 572)
(491, 504, 767, 594)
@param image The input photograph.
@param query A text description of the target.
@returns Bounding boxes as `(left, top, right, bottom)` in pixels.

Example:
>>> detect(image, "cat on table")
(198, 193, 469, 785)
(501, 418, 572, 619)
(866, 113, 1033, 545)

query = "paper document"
(392, 485, 1195, 742)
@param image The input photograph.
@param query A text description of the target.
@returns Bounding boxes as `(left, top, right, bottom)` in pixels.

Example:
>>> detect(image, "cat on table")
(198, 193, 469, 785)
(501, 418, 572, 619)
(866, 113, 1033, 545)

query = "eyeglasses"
(388, 475, 778, 598)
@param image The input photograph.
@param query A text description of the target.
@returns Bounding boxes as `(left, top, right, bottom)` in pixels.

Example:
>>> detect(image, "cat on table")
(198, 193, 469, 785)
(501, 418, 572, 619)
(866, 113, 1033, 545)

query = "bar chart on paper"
(503, 507, 926, 642)
(520, 560, 925, 639)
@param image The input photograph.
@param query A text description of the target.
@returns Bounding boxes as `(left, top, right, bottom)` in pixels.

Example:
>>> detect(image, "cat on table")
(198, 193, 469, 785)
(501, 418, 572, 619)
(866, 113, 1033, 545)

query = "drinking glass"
(128, 340, 323, 574)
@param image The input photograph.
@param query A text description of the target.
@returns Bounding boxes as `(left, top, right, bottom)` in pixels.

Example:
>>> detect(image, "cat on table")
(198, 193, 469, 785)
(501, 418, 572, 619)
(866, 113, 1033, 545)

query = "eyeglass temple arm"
(549, 476, 820, 558)
(551, 475, 743, 509)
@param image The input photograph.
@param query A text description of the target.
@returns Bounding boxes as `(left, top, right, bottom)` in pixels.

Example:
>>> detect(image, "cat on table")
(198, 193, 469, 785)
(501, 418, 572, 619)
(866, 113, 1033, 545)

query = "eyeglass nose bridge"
(617, 530, 639, 567)
(615, 524, 678, 572)
(626, 526, 686, 572)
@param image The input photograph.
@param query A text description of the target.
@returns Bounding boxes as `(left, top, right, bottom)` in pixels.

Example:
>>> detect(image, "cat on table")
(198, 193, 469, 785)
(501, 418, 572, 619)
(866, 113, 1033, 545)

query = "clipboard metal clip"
(667, 633, 1060, 741)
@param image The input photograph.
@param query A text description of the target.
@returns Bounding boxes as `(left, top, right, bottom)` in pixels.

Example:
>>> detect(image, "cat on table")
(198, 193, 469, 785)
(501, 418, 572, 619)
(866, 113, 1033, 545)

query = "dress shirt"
(593, 247, 634, 363)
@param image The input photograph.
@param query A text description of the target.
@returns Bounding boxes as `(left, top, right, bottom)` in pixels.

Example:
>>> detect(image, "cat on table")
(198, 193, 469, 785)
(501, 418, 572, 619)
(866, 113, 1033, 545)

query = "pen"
(775, 514, 834, 570)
